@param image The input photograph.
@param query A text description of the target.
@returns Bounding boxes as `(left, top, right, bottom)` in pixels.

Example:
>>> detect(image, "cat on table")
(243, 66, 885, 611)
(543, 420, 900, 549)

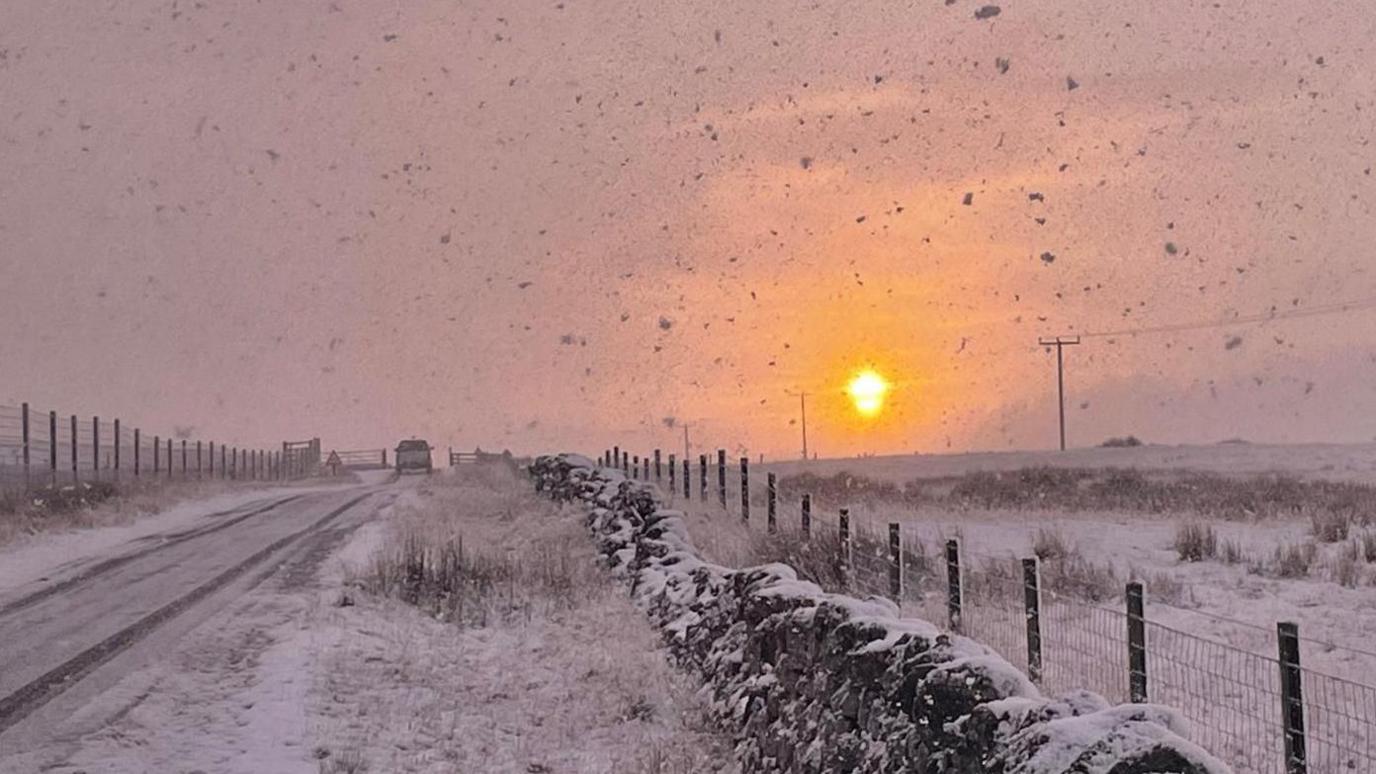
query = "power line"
(1077, 294, 1376, 340)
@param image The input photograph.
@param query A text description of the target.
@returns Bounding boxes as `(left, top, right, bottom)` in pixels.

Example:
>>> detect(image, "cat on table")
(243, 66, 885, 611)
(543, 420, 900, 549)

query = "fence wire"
(611, 453, 1376, 774)
(0, 403, 290, 491)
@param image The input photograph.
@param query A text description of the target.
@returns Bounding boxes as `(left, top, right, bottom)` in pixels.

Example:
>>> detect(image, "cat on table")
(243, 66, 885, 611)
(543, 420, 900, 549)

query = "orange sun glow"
(846, 369, 890, 417)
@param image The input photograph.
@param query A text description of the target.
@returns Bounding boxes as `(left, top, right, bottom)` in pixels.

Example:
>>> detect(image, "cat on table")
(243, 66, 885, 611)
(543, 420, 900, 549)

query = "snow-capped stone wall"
(530, 453, 1231, 774)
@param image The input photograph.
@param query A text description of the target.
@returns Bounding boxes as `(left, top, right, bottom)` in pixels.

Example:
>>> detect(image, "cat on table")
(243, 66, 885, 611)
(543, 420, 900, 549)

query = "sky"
(2, 0, 1376, 460)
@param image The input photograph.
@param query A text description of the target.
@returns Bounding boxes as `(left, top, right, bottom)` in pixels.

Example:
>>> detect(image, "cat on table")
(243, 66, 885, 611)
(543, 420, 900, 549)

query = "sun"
(847, 369, 890, 417)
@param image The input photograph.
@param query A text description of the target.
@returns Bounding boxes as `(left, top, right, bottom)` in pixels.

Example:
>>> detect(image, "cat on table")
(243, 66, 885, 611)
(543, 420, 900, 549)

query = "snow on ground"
(763, 441, 1376, 484)
(33, 468, 736, 773)
(306, 467, 738, 774)
(0, 473, 386, 595)
(0, 486, 284, 592)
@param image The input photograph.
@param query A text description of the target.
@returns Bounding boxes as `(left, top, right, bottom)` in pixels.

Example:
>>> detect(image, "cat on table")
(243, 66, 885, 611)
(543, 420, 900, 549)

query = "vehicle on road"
(394, 439, 434, 474)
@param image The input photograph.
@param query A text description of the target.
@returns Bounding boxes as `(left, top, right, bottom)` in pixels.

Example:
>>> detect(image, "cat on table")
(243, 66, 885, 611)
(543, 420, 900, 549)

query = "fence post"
(182, 440, 187, 478)
(838, 509, 851, 588)
(740, 457, 750, 522)
(113, 419, 120, 478)
(654, 449, 662, 482)
(134, 428, 141, 477)
(643, 456, 649, 480)
(613, 446, 620, 473)
(668, 454, 676, 495)
(197, 441, 203, 478)
(889, 523, 902, 600)
(698, 454, 707, 501)
(93, 416, 100, 478)
(166, 438, 173, 479)
(716, 449, 727, 509)
(621, 451, 629, 477)
(767, 473, 777, 534)
(70, 415, 78, 483)
(153, 435, 160, 475)
(220, 443, 226, 478)
(1127, 582, 1148, 702)
(21, 403, 30, 487)
(682, 458, 690, 499)
(49, 411, 57, 485)
(1278, 622, 1308, 774)
(947, 539, 962, 633)
(209, 441, 215, 478)
(801, 493, 811, 541)
(632, 455, 639, 479)
(1023, 557, 1043, 684)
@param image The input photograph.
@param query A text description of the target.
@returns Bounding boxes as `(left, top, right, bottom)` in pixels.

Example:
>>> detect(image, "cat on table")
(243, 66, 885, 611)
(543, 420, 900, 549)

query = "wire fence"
(595, 447, 1376, 774)
(0, 402, 320, 493)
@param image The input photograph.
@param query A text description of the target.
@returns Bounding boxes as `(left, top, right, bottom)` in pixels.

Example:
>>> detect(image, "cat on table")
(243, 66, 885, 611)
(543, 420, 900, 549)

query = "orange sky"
(2, 0, 1375, 459)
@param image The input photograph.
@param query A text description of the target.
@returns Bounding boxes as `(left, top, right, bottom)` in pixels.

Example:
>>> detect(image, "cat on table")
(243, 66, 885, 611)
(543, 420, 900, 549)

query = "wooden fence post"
(166, 438, 172, 479)
(682, 458, 690, 499)
(740, 457, 750, 522)
(1127, 582, 1147, 702)
(654, 449, 662, 482)
(113, 419, 120, 478)
(838, 508, 851, 588)
(182, 440, 188, 478)
(197, 441, 203, 478)
(70, 415, 78, 483)
(668, 453, 676, 494)
(1023, 557, 1043, 684)
(643, 456, 649, 480)
(93, 416, 100, 478)
(767, 473, 777, 534)
(21, 403, 30, 487)
(1278, 622, 1308, 774)
(946, 539, 963, 633)
(153, 435, 160, 475)
(716, 449, 727, 509)
(801, 493, 811, 541)
(889, 523, 902, 600)
(49, 411, 57, 485)
(613, 446, 620, 473)
(133, 428, 141, 477)
(698, 454, 707, 501)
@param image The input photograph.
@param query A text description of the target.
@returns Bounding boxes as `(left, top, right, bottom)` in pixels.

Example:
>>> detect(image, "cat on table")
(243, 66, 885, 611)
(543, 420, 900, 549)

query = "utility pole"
(1038, 336, 1081, 451)
(786, 390, 809, 460)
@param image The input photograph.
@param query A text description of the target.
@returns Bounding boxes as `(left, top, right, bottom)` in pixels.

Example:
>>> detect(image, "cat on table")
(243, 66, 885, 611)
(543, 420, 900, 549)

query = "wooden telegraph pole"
(1038, 335, 1081, 451)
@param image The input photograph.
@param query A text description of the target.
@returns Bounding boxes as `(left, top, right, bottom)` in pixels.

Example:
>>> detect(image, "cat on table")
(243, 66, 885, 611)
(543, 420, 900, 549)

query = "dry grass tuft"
(1311, 509, 1352, 543)
(1271, 541, 1318, 578)
(1173, 522, 1218, 562)
(1219, 538, 1246, 565)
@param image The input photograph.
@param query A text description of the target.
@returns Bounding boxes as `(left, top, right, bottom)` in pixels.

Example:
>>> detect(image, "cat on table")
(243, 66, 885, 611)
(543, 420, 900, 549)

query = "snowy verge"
(530, 453, 1232, 774)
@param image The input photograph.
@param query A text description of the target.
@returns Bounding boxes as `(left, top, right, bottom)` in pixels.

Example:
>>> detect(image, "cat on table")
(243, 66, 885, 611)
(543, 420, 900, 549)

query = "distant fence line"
(0, 402, 320, 491)
(594, 447, 1376, 774)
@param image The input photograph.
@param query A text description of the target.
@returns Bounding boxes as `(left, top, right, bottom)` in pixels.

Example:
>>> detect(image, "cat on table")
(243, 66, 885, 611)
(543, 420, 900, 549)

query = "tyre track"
(0, 491, 374, 733)
(0, 494, 305, 619)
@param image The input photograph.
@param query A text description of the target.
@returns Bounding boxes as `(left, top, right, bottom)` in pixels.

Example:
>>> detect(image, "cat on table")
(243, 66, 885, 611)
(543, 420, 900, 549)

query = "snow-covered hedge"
(530, 453, 1231, 774)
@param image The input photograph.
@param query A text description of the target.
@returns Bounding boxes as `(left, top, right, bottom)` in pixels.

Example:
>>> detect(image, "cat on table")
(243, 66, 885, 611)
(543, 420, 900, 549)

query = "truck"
(394, 439, 434, 474)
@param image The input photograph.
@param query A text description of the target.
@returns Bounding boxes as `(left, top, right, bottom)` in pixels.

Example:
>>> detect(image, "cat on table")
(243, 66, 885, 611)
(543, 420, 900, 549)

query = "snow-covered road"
(0, 477, 397, 769)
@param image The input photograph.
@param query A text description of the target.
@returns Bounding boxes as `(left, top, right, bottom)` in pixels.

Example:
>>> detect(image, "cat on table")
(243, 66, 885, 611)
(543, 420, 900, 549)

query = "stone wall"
(531, 453, 1231, 774)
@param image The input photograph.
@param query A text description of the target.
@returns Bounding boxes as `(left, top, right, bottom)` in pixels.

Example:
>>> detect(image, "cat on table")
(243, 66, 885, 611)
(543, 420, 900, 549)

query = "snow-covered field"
(763, 441, 1376, 485)
(312, 467, 736, 774)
